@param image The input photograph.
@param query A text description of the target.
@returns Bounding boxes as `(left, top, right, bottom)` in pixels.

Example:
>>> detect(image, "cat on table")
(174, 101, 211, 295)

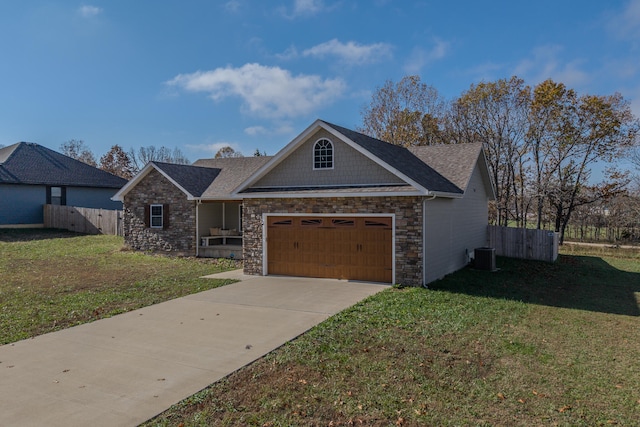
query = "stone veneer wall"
(243, 196, 423, 286)
(123, 169, 196, 256)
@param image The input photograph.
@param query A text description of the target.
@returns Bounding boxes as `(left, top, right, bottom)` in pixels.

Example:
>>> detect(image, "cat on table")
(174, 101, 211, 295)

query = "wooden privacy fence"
(44, 205, 123, 236)
(488, 225, 559, 262)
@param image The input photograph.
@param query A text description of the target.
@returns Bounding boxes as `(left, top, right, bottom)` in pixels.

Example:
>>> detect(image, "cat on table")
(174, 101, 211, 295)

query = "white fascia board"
(479, 150, 497, 200)
(319, 124, 432, 194)
(429, 191, 464, 199)
(232, 119, 433, 196)
(111, 162, 156, 201)
(111, 162, 195, 202)
(239, 189, 426, 199)
(232, 119, 325, 195)
(197, 195, 245, 202)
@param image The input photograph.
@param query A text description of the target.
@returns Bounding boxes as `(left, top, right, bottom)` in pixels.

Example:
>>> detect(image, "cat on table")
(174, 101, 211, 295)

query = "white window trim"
(150, 204, 163, 229)
(312, 138, 334, 170)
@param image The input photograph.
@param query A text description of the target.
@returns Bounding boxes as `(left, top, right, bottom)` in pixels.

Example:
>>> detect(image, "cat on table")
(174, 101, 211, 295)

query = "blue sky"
(1, 0, 639, 164)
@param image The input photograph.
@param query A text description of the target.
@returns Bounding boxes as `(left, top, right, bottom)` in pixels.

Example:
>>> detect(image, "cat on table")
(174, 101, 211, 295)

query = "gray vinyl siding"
(66, 187, 122, 210)
(0, 184, 46, 225)
(423, 163, 489, 284)
(254, 129, 406, 188)
(0, 184, 122, 226)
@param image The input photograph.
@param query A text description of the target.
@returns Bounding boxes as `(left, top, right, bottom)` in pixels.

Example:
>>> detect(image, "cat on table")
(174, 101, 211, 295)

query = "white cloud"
(244, 123, 294, 136)
(275, 45, 299, 60)
(606, 0, 640, 41)
(185, 141, 241, 155)
(280, 0, 336, 19)
(167, 63, 346, 119)
(78, 5, 102, 18)
(244, 126, 267, 136)
(403, 39, 450, 74)
(302, 39, 393, 66)
(224, 0, 242, 13)
(513, 45, 590, 87)
(292, 0, 324, 16)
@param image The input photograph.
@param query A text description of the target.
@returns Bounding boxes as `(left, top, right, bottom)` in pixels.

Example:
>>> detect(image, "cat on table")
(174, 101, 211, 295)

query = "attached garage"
(266, 215, 393, 283)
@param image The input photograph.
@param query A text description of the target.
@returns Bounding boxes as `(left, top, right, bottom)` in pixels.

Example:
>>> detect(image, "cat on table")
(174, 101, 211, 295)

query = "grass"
(2, 230, 639, 425)
(0, 229, 240, 345)
(143, 245, 640, 427)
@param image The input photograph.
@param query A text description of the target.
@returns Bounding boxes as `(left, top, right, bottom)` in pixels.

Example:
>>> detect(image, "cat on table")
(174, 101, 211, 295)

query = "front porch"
(197, 201, 243, 259)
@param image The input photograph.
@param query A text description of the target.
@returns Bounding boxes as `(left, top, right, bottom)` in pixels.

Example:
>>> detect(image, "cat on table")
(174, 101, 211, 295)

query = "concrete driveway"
(0, 271, 387, 427)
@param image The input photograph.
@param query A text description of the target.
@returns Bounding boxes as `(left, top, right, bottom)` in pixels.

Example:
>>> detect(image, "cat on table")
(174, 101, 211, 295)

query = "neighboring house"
(0, 142, 127, 227)
(113, 120, 495, 286)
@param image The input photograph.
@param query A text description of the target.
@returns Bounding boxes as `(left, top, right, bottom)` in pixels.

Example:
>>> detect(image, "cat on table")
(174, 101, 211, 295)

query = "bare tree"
(544, 92, 638, 243)
(448, 77, 531, 226)
(100, 145, 134, 179)
(128, 145, 190, 173)
(215, 146, 243, 158)
(60, 139, 97, 167)
(360, 75, 447, 146)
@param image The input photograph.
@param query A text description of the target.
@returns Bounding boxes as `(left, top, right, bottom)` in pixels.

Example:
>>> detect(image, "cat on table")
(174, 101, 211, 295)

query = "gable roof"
(0, 142, 127, 188)
(234, 120, 484, 198)
(321, 121, 463, 195)
(112, 119, 494, 202)
(152, 162, 221, 198)
(112, 156, 272, 201)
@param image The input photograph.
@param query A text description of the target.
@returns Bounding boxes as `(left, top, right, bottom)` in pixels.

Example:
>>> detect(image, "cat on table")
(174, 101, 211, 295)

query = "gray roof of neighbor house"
(0, 142, 127, 188)
(193, 156, 273, 198)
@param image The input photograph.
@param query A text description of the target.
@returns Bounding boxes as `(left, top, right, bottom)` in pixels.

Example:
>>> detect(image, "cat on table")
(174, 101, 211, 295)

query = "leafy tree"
(543, 92, 638, 243)
(99, 145, 134, 179)
(60, 139, 97, 167)
(360, 75, 446, 146)
(215, 146, 243, 158)
(128, 145, 190, 173)
(448, 77, 531, 226)
(362, 75, 640, 242)
(253, 148, 267, 156)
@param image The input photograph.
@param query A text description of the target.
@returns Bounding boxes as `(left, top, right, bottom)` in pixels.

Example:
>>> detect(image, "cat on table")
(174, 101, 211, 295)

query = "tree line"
(360, 75, 640, 243)
(60, 139, 191, 180)
(61, 140, 265, 180)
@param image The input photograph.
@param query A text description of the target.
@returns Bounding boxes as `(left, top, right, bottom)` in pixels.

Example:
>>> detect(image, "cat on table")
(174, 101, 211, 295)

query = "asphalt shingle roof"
(408, 143, 484, 192)
(321, 121, 465, 194)
(193, 156, 272, 198)
(0, 142, 127, 188)
(121, 120, 483, 199)
(151, 162, 222, 198)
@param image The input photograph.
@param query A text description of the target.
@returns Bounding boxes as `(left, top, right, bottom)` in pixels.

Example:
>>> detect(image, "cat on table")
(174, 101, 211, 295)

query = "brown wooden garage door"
(267, 216, 392, 283)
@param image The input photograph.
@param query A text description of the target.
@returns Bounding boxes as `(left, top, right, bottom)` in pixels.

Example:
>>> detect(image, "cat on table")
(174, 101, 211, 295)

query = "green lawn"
(0, 229, 239, 345)
(144, 245, 640, 426)
(2, 230, 639, 426)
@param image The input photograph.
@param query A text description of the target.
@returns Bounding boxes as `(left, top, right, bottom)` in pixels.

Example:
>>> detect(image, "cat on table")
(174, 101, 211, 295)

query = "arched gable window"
(313, 138, 333, 169)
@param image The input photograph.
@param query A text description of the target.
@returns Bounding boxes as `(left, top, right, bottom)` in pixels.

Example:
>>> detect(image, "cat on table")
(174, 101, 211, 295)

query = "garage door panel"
(267, 216, 392, 283)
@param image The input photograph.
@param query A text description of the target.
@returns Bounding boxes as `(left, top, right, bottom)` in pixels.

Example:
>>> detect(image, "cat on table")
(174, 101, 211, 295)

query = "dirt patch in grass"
(0, 230, 240, 344)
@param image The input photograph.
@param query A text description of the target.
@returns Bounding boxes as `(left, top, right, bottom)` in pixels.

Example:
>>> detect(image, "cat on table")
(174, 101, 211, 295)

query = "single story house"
(0, 142, 127, 227)
(113, 120, 495, 286)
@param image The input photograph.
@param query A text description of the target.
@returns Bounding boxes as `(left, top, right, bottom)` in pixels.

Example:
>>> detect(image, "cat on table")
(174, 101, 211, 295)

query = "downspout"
(422, 192, 437, 288)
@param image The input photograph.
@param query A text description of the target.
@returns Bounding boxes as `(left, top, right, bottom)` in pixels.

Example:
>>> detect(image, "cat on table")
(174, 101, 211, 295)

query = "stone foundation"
(242, 196, 423, 286)
(123, 169, 196, 255)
